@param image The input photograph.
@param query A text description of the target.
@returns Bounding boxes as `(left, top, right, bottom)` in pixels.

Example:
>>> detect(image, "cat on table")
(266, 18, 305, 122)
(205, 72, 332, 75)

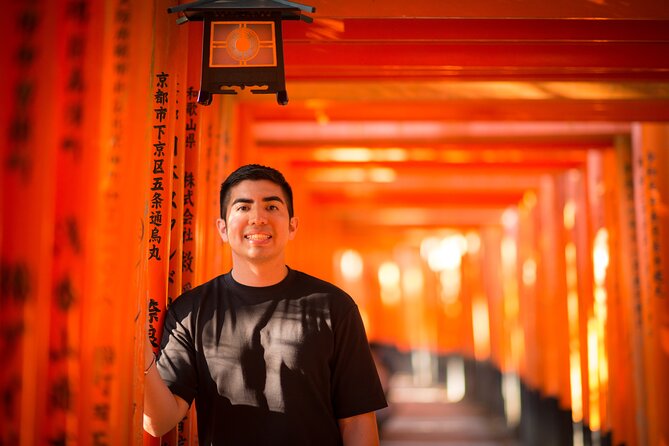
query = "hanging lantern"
(168, 0, 314, 106)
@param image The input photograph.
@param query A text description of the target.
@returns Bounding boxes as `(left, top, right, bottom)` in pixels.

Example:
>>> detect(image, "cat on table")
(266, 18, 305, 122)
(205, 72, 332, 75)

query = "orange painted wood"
(516, 199, 538, 391)
(46, 1, 98, 442)
(584, 150, 610, 434)
(288, 0, 669, 19)
(284, 18, 669, 42)
(248, 99, 669, 122)
(631, 124, 669, 446)
(606, 142, 641, 446)
(570, 167, 596, 429)
(177, 25, 203, 443)
(283, 42, 669, 80)
(536, 175, 573, 410)
(145, 1, 191, 444)
(1, 2, 59, 443)
(3, 1, 669, 444)
(481, 228, 507, 371)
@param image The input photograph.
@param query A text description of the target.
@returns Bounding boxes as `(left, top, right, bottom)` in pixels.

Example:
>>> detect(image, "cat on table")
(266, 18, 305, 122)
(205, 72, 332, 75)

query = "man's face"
(217, 179, 297, 265)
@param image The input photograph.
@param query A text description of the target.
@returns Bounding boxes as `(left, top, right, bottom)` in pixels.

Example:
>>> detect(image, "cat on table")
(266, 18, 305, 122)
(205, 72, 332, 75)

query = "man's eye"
(267, 205, 278, 211)
(236, 205, 249, 211)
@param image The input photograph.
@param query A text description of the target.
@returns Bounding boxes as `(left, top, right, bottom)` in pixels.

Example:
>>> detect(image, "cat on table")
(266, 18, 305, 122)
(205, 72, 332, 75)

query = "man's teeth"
(245, 234, 271, 240)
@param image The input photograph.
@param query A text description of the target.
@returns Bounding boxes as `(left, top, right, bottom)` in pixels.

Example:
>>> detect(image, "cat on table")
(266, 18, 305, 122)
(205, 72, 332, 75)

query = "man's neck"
(231, 259, 288, 287)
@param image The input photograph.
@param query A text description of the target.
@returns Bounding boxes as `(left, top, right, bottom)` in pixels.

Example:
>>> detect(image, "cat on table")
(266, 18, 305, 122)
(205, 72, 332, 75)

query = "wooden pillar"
(1, 3, 59, 444)
(607, 137, 643, 446)
(537, 174, 572, 412)
(631, 123, 669, 446)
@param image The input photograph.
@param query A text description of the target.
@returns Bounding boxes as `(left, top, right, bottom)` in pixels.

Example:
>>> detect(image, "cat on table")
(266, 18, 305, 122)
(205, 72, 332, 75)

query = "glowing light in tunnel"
(563, 200, 576, 230)
(378, 261, 401, 306)
(306, 167, 396, 183)
(401, 265, 424, 301)
(522, 258, 537, 287)
(501, 235, 519, 323)
(340, 249, 363, 281)
(501, 207, 518, 229)
(503, 373, 521, 427)
(472, 295, 491, 361)
(593, 228, 609, 286)
(501, 237, 517, 275)
(465, 231, 480, 254)
(587, 317, 601, 432)
(564, 236, 583, 424)
(565, 242, 577, 289)
(590, 227, 610, 435)
(446, 357, 466, 402)
(315, 147, 372, 162)
(420, 234, 466, 305)
(313, 147, 408, 162)
(420, 236, 440, 260)
(425, 234, 466, 272)
(570, 346, 584, 422)
(368, 167, 396, 183)
(439, 268, 461, 305)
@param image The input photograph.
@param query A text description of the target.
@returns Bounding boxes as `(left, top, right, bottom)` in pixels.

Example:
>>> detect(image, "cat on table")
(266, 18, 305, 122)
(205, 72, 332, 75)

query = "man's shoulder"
(289, 269, 357, 308)
(290, 269, 343, 292)
(169, 274, 226, 312)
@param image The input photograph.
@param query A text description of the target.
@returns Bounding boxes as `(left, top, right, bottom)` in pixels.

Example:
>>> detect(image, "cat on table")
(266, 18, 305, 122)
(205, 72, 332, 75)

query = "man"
(143, 164, 387, 445)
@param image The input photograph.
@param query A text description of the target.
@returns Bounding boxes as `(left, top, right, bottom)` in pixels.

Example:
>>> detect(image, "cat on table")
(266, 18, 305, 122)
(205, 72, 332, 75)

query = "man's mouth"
(245, 233, 271, 241)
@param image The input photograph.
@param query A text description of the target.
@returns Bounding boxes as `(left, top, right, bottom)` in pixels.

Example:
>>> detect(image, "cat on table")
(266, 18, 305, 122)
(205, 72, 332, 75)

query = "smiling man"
(143, 164, 387, 445)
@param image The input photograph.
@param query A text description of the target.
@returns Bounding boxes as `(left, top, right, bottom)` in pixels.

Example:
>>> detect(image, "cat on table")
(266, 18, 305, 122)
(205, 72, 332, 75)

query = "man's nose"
(249, 207, 268, 224)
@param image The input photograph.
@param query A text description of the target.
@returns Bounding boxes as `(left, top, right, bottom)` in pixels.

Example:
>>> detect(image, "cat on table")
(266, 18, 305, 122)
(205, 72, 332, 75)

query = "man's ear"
(216, 218, 229, 243)
(288, 217, 299, 240)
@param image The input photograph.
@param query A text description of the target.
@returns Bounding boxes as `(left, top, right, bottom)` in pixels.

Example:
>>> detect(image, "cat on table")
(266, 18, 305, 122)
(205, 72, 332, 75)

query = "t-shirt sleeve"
(330, 303, 388, 419)
(156, 303, 198, 406)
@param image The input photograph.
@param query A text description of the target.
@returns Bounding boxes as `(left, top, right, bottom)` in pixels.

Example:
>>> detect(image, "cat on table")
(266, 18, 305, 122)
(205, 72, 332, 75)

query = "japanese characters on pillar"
(167, 75, 185, 309)
(1, 4, 37, 444)
(604, 143, 640, 446)
(1, 2, 56, 444)
(144, 3, 196, 444)
(148, 70, 173, 354)
(46, 1, 94, 443)
(632, 124, 669, 446)
(182, 87, 199, 294)
(90, 0, 145, 444)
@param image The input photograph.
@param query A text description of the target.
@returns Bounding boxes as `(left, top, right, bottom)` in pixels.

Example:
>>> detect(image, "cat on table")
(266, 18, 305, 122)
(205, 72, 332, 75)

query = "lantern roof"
(168, 0, 315, 22)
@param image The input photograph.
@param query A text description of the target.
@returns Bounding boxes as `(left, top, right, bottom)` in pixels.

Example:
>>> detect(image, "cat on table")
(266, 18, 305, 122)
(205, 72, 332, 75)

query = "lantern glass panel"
(210, 21, 277, 67)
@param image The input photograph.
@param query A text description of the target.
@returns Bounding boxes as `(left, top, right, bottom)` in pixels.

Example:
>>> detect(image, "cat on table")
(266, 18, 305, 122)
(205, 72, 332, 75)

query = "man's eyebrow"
(231, 198, 253, 206)
(231, 196, 284, 206)
(263, 196, 285, 204)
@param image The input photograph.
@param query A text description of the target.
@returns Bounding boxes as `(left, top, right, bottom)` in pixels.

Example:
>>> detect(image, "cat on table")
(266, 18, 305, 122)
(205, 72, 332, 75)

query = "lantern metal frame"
(168, 0, 314, 106)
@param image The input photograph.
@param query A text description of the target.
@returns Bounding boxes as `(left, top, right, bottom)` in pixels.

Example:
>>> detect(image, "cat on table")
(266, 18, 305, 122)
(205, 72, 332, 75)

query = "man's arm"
(338, 411, 380, 446)
(143, 339, 190, 437)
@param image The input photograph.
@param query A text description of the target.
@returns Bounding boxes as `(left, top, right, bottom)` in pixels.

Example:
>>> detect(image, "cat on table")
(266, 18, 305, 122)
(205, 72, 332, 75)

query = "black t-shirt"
(156, 267, 388, 445)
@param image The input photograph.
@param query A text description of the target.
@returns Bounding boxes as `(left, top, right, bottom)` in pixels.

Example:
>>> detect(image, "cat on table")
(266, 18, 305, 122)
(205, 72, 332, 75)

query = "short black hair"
(219, 164, 294, 220)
